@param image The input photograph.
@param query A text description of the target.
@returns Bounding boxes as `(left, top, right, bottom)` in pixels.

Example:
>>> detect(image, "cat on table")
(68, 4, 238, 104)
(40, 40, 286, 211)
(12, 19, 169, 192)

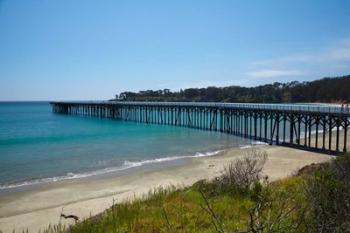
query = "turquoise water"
(0, 102, 252, 189)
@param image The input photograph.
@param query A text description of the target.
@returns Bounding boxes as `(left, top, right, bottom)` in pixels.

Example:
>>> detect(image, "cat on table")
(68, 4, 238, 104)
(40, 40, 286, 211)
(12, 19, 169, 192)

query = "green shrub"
(304, 154, 350, 233)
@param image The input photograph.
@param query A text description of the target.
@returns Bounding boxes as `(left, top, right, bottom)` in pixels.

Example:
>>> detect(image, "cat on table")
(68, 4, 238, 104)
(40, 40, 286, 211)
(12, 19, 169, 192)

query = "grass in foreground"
(42, 178, 306, 233)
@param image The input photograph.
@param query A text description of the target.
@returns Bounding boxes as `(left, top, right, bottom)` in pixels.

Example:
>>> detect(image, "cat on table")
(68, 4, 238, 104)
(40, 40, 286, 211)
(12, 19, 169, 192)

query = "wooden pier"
(51, 101, 350, 154)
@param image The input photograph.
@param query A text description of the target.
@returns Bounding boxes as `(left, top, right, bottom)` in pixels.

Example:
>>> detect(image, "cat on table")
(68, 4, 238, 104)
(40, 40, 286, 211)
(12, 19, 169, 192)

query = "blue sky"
(1, 0, 350, 101)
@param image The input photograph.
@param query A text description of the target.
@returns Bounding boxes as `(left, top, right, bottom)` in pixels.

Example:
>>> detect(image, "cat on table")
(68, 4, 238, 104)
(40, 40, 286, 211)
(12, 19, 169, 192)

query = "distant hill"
(113, 75, 350, 103)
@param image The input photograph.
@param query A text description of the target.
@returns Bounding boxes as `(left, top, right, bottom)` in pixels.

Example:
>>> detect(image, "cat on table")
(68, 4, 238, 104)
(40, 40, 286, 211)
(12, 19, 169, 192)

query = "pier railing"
(51, 101, 350, 114)
(51, 101, 350, 155)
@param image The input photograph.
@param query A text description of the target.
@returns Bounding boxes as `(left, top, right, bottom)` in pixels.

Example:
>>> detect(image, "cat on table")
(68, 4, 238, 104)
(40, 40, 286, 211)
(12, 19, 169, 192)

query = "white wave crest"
(239, 145, 253, 149)
(239, 140, 269, 149)
(251, 141, 269, 145)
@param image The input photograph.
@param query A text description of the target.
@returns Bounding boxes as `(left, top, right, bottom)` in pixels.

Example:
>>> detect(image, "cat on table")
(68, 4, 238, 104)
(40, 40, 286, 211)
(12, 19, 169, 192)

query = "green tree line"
(114, 75, 350, 103)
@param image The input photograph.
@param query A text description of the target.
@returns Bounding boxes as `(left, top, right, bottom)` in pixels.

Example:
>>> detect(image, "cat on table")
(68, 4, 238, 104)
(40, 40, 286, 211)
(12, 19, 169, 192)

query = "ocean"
(0, 102, 253, 190)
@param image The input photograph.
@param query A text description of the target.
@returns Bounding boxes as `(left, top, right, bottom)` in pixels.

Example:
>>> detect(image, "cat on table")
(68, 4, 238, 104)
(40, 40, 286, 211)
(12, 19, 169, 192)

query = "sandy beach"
(0, 143, 334, 233)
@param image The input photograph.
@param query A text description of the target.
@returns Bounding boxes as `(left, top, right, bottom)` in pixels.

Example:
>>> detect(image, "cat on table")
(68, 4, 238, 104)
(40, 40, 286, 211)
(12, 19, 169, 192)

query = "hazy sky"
(1, 0, 350, 101)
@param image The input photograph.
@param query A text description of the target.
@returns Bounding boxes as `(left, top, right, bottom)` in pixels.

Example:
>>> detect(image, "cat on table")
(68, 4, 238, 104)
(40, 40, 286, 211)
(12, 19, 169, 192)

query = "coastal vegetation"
(35, 150, 350, 233)
(114, 75, 350, 103)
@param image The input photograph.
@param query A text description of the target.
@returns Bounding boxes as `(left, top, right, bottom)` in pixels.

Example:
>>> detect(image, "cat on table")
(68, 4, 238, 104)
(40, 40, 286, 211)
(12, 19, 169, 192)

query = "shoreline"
(1, 140, 266, 192)
(0, 144, 334, 233)
(0, 148, 228, 192)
